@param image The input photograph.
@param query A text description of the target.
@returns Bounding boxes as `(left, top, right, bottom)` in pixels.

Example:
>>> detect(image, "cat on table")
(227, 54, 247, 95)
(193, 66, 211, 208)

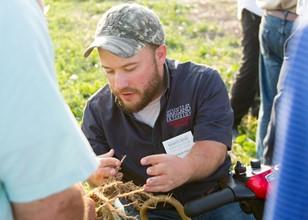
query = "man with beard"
(0, 1, 98, 220)
(82, 3, 253, 220)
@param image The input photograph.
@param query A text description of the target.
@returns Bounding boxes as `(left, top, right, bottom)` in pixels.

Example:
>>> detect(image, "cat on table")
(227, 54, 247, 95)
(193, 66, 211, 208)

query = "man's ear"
(155, 44, 167, 65)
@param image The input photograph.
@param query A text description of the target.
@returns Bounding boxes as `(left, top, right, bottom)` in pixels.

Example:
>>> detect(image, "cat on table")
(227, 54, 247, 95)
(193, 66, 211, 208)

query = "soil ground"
(180, 0, 241, 36)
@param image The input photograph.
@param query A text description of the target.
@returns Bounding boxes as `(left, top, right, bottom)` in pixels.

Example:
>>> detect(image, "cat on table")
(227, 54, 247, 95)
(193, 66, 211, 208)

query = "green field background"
(46, 0, 257, 164)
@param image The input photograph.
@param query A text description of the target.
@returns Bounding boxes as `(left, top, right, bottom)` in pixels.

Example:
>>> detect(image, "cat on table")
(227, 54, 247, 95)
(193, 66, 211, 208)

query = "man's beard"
(112, 61, 164, 113)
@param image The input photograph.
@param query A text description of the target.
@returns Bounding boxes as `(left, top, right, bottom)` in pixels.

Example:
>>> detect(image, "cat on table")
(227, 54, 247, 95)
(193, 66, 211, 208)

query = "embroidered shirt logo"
(166, 104, 191, 127)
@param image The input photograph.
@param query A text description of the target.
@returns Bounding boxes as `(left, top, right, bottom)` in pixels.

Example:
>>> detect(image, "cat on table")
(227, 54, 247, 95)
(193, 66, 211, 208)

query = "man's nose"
(113, 73, 129, 90)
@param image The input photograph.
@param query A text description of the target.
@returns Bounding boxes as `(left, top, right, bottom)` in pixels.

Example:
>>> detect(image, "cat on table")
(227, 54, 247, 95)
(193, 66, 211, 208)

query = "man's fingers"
(89, 149, 123, 186)
(144, 176, 173, 192)
(145, 176, 170, 186)
(98, 149, 115, 158)
(146, 163, 165, 176)
(144, 185, 170, 192)
(88, 167, 118, 186)
(140, 154, 166, 165)
(96, 167, 118, 177)
(98, 157, 121, 168)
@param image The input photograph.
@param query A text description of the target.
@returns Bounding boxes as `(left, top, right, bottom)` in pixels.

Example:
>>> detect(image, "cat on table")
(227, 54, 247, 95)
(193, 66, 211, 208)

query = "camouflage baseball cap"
(84, 3, 165, 58)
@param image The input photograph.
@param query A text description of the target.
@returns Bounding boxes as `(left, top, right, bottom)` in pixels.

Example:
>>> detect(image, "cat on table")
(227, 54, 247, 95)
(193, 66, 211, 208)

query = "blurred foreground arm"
(13, 184, 95, 220)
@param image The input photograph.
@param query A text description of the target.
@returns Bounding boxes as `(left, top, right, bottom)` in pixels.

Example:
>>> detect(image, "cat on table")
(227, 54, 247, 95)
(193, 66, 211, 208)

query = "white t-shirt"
(133, 96, 161, 127)
(237, 0, 263, 19)
(0, 1, 98, 219)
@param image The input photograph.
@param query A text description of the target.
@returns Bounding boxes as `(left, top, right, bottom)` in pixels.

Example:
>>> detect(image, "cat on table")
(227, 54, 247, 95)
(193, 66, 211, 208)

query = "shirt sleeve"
(82, 100, 111, 155)
(0, 1, 98, 203)
(193, 69, 233, 149)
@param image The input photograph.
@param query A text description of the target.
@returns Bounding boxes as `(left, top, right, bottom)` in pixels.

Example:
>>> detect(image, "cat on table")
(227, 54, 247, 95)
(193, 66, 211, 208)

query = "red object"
(246, 167, 278, 199)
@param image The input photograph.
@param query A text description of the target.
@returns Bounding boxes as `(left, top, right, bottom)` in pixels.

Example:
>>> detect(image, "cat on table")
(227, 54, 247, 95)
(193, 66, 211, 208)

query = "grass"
(45, 0, 257, 165)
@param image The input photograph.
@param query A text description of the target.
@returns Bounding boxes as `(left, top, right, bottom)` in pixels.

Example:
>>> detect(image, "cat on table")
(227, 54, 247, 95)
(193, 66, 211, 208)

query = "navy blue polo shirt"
(82, 59, 233, 204)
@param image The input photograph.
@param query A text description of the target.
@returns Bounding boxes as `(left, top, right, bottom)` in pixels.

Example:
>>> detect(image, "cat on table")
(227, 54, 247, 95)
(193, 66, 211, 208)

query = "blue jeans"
(263, 21, 299, 164)
(256, 15, 294, 159)
(126, 202, 255, 220)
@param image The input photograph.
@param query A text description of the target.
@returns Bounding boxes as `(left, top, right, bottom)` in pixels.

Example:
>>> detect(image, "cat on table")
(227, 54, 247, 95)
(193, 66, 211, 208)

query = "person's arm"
(141, 140, 227, 192)
(12, 184, 95, 220)
(141, 69, 232, 193)
(183, 140, 227, 181)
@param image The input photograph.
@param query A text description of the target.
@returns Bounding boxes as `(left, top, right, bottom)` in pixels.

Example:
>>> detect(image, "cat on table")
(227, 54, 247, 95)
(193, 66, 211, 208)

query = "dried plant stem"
(140, 195, 191, 220)
(87, 159, 190, 220)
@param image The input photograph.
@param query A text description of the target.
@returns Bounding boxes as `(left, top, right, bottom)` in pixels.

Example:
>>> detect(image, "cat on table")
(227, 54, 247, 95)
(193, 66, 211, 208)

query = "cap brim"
(83, 36, 145, 58)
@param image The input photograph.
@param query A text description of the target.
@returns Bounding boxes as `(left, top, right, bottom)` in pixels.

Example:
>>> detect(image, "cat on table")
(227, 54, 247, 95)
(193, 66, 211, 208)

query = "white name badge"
(162, 131, 194, 158)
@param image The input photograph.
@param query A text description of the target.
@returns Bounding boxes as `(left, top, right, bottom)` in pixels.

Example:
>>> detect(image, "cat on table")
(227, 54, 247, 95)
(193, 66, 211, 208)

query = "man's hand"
(140, 140, 227, 193)
(140, 154, 192, 192)
(88, 149, 121, 186)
